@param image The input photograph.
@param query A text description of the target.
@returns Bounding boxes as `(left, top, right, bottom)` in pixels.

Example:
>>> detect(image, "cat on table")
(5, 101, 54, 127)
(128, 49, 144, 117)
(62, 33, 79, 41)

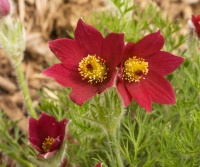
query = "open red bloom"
(42, 18, 124, 105)
(116, 30, 184, 112)
(188, 15, 200, 38)
(28, 113, 69, 158)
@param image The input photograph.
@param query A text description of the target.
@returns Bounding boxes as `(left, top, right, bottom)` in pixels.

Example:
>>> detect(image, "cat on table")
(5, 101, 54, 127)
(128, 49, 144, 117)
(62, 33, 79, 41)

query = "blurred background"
(0, 0, 200, 165)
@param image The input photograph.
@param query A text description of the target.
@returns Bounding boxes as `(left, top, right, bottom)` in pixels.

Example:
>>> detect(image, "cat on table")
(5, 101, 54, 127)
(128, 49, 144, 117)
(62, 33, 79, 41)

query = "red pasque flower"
(95, 163, 103, 167)
(188, 14, 200, 38)
(0, 0, 10, 18)
(116, 30, 184, 112)
(42, 18, 124, 105)
(28, 113, 69, 158)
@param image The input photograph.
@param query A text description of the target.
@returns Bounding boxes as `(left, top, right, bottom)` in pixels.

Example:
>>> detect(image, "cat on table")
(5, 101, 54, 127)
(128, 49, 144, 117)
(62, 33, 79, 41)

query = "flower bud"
(0, 17, 26, 67)
(0, 0, 10, 18)
(28, 113, 70, 167)
(188, 14, 200, 39)
(95, 163, 103, 167)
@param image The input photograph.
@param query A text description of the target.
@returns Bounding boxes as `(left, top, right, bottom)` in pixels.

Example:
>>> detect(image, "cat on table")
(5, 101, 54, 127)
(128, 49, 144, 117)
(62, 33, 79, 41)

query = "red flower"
(116, 30, 184, 112)
(188, 15, 200, 38)
(60, 158, 67, 167)
(94, 163, 103, 167)
(28, 113, 69, 158)
(0, 0, 10, 18)
(42, 18, 124, 105)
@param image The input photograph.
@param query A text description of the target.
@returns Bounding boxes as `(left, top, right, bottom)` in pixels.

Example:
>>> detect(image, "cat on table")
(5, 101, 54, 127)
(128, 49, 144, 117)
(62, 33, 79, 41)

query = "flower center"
(42, 136, 55, 153)
(122, 56, 148, 82)
(78, 55, 108, 84)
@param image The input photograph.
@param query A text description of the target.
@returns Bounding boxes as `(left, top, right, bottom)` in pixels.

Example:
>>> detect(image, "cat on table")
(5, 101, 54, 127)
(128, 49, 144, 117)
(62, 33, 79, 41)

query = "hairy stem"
(16, 63, 37, 119)
(107, 131, 124, 167)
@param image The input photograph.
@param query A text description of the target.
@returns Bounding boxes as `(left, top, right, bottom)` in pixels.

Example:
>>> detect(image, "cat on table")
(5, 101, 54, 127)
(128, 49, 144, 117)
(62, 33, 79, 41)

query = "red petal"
(94, 163, 103, 167)
(60, 158, 67, 167)
(42, 64, 85, 88)
(122, 42, 134, 61)
(38, 150, 58, 159)
(49, 38, 85, 69)
(58, 119, 69, 142)
(101, 33, 124, 70)
(148, 51, 184, 76)
(143, 71, 175, 104)
(192, 15, 200, 37)
(28, 137, 43, 153)
(37, 113, 63, 141)
(50, 136, 62, 152)
(0, 0, 10, 17)
(70, 84, 99, 105)
(126, 82, 152, 112)
(28, 117, 38, 139)
(116, 77, 132, 106)
(98, 69, 117, 93)
(75, 19, 103, 56)
(131, 30, 164, 58)
(43, 63, 114, 105)
(59, 119, 69, 134)
(192, 15, 200, 27)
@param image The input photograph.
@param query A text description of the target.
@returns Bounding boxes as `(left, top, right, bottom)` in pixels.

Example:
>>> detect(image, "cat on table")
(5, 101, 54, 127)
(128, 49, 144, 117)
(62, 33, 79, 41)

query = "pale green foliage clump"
(0, 111, 33, 167)
(0, 0, 200, 167)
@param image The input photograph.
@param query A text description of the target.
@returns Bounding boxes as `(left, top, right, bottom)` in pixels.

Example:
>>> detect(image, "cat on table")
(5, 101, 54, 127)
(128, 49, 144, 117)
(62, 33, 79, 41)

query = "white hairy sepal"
(0, 16, 25, 67)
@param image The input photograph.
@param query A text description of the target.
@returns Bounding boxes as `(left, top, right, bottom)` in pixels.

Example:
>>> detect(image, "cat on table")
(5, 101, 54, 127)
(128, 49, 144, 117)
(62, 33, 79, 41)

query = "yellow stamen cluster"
(78, 55, 108, 84)
(42, 136, 55, 153)
(123, 56, 148, 82)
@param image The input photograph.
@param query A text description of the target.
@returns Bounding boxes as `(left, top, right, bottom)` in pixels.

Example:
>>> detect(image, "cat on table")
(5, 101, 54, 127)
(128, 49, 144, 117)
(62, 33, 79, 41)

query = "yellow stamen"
(78, 55, 108, 84)
(123, 56, 148, 82)
(42, 136, 55, 153)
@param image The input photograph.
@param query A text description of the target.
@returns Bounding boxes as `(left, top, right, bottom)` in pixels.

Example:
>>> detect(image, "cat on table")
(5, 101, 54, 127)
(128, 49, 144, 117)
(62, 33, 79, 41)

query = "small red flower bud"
(0, 0, 10, 18)
(28, 113, 69, 158)
(95, 163, 103, 167)
(188, 14, 200, 38)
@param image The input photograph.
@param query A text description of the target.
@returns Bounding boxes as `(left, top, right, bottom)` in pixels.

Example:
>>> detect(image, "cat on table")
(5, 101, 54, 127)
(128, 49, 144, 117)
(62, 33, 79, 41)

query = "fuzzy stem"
(107, 131, 124, 167)
(115, 147, 124, 167)
(115, 129, 124, 167)
(15, 63, 37, 119)
(106, 133, 115, 165)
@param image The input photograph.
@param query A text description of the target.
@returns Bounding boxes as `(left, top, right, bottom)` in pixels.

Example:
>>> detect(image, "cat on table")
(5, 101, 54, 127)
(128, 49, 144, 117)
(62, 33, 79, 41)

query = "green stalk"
(15, 63, 38, 119)
(106, 133, 115, 165)
(91, 89, 125, 166)
(9, 153, 34, 167)
(107, 130, 124, 167)
(115, 147, 124, 167)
